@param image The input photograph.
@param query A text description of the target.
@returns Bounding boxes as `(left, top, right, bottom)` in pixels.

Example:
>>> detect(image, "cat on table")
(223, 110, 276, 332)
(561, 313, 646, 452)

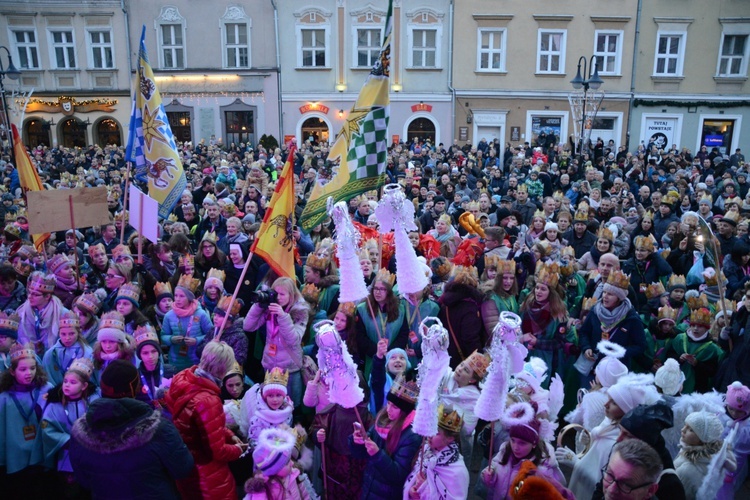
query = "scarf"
(172, 300, 198, 318)
(100, 350, 121, 361)
(522, 300, 552, 336)
(589, 245, 605, 266)
(18, 295, 66, 352)
(678, 441, 722, 462)
(594, 298, 632, 332)
(250, 385, 293, 425)
(432, 226, 456, 243)
(55, 274, 79, 293)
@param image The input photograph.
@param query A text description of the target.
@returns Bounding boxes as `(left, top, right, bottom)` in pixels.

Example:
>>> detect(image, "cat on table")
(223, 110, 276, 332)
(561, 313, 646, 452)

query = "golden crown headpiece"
(167, 213, 178, 223)
(658, 305, 678, 322)
(452, 265, 479, 287)
(206, 268, 226, 284)
(4, 212, 16, 223)
(264, 366, 290, 387)
(634, 235, 655, 252)
(177, 274, 201, 294)
(703, 269, 726, 287)
(154, 281, 173, 299)
(27, 272, 56, 294)
(496, 259, 516, 276)
(100, 311, 125, 331)
(690, 307, 712, 327)
(178, 254, 194, 268)
(59, 310, 81, 329)
(225, 360, 243, 379)
(699, 194, 713, 205)
(465, 350, 490, 380)
(134, 324, 160, 348)
(201, 231, 218, 244)
(389, 376, 419, 404)
(532, 209, 546, 221)
(484, 254, 502, 270)
(573, 207, 589, 223)
(553, 190, 564, 201)
(375, 268, 396, 287)
(216, 295, 243, 317)
(74, 292, 102, 315)
(116, 282, 141, 304)
(438, 405, 464, 434)
(204, 193, 217, 203)
(114, 210, 129, 222)
(306, 253, 331, 273)
(9, 343, 36, 362)
(15, 207, 27, 220)
(686, 292, 709, 310)
(606, 270, 631, 290)
(337, 301, 357, 317)
(668, 274, 687, 290)
(67, 357, 94, 378)
(664, 191, 680, 206)
(112, 244, 132, 261)
(582, 296, 598, 312)
(47, 254, 72, 275)
(301, 283, 321, 303)
(560, 246, 575, 260)
(0, 312, 20, 332)
(535, 262, 559, 288)
(517, 183, 528, 193)
(643, 209, 655, 222)
(466, 201, 480, 211)
(597, 226, 614, 242)
(645, 281, 666, 300)
(87, 243, 106, 257)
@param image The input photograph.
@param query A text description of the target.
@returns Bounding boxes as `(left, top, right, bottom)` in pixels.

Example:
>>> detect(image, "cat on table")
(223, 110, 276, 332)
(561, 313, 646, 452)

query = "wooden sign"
(27, 187, 110, 234)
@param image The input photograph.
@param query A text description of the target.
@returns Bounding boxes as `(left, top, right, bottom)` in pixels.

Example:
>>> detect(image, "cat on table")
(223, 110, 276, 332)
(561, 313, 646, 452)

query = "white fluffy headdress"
(328, 197, 368, 303)
(314, 320, 364, 408)
(413, 317, 451, 437)
(375, 184, 429, 294)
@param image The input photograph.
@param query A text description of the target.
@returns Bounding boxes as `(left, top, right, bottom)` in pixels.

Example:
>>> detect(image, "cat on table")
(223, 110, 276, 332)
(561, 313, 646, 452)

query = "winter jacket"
(578, 303, 647, 368)
(622, 253, 673, 294)
(166, 366, 242, 500)
(69, 397, 193, 500)
(350, 422, 422, 500)
(197, 318, 249, 367)
(438, 282, 487, 368)
(243, 299, 309, 373)
(160, 307, 213, 370)
(0, 280, 25, 313)
(41, 339, 94, 386)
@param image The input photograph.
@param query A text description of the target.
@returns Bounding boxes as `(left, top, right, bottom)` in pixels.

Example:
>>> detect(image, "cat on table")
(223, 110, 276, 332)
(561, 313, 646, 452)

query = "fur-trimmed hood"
(318, 274, 340, 289)
(288, 298, 311, 325)
(71, 398, 162, 454)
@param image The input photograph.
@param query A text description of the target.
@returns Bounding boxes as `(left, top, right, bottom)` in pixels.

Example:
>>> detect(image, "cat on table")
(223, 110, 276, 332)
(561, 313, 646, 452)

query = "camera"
(248, 289, 278, 307)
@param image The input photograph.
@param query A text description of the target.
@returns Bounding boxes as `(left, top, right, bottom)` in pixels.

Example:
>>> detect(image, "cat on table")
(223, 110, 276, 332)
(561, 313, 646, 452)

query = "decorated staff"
(328, 197, 369, 303)
(413, 317, 451, 439)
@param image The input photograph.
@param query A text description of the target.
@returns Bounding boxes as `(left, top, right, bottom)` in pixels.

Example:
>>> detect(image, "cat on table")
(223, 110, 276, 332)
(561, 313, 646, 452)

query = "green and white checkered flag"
(348, 106, 389, 180)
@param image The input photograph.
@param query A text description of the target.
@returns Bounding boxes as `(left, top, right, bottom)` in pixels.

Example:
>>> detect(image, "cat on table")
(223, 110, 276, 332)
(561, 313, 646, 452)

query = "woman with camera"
(243, 277, 309, 407)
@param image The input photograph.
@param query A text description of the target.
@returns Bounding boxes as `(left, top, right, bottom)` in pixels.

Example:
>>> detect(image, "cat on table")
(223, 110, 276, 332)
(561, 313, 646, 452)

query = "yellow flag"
(12, 124, 49, 252)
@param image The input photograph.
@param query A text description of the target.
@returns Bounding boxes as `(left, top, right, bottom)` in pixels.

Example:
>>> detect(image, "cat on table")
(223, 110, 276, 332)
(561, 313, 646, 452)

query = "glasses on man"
(105, 272, 122, 279)
(601, 466, 653, 494)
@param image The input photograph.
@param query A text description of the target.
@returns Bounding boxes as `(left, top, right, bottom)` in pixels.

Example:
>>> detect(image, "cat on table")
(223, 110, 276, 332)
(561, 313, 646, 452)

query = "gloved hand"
(720, 327, 731, 340)
(724, 450, 737, 473)
(555, 446, 578, 468)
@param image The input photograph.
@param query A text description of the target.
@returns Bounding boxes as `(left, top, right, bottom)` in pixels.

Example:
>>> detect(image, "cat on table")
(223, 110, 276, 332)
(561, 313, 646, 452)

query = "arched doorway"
(59, 117, 87, 148)
(406, 117, 436, 144)
(96, 118, 121, 146)
(301, 116, 330, 146)
(24, 118, 50, 148)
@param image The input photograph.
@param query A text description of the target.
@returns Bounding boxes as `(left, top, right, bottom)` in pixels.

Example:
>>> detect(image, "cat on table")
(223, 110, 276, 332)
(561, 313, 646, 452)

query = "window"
(412, 29, 437, 67)
(537, 30, 566, 74)
(594, 31, 622, 75)
(160, 24, 184, 69)
(89, 30, 114, 69)
(718, 34, 748, 76)
(355, 28, 381, 68)
(50, 30, 76, 69)
(301, 29, 326, 67)
(477, 29, 506, 72)
(225, 23, 249, 68)
(12, 30, 39, 69)
(654, 33, 685, 76)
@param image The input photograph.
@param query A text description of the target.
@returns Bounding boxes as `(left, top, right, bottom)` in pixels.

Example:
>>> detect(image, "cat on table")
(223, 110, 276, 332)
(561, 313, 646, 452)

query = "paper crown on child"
(134, 324, 160, 352)
(253, 428, 296, 478)
(337, 301, 357, 317)
(535, 262, 559, 288)
(112, 245, 132, 262)
(645, 282, 666, 300)
(668, 274, 687, 290)
(215, 295, 243, 318)
(387, 376, 420, 412)
(496, 259, 516, 276)
(0, 311, 20, 337)
(97, 311, 126, 344)
(657, 305, 678, 323)
(642, 209, 655, 222)
(178, 254, 194, 269)
(114, 210, 129, 222)
(116, 283, 141, 307)
(59, 310, 81, 329)
(27, 272, 56, 294)
(484, 254, 502, 270)
(74, 292, 103, 316)
(464, 350, 491, 380)
(154, 281, 173, 302)
(597, 225, 614, 242)
(582, 296, 598, 312)
(703, 268, 726, 287)
(301, 283, 321, 303)
(305, 253, 331, 273)
(87, 243, 106, 258)
(437, 405, 463, 434)
(633, 235, 656, 252)
(689, 307, 712, 327)
(452, 265, 479, 288)
(47, 254, 72, 275)
(606, 269, 630, 290)
(177, 274, 201, 294)
(685, 290, 709, 310)
(204, 269, 226, 290)
(9, 342, 36, 362)
(67, 357, 94, 379)
(262, 367, 289, 395)
(374, 268, 396, 287)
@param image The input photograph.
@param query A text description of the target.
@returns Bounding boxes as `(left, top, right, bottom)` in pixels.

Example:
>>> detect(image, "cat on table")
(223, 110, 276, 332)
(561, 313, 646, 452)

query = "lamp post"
(569, 56, 603, 159)
(0, 46, 21, 163)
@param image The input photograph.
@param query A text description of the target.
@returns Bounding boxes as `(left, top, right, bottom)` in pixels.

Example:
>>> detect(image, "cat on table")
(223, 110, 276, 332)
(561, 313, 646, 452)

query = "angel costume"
(239, 383, 293, 445)
(438, 372, 480, 461)
(569, 417, 620, 500)
(718, 414, 750, 499)
(485, 442, 563, 500)
(403, 440, 469, 500)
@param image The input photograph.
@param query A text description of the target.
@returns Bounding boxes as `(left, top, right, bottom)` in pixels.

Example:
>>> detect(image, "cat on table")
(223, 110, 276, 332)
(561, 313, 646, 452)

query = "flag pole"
(137, 194, 144, 265)
(215, 251, 253, 341)
(68, 195, 81, 291)
(121, 166, 130, 243)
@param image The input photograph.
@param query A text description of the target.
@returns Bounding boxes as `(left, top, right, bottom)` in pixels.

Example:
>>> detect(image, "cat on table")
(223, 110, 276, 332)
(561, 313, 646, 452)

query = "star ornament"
(141, 105, 168, 151)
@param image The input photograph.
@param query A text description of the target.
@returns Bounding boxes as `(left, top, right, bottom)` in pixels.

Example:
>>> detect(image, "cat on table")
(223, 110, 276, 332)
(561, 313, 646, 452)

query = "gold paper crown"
(74, 292, 103, 315)
(167, 213, 178, 223)
(645, 282, 666, 300)
(643, 209, 654, 222)
(496, 259, 516, 276)
(177, 274, 201, 294)
(88, 243, 106, 257)
(59, 310, 80, 329)
(582, 296, 598, 311)
(0, 312, 20, 332)
(134, 324, 160, 348)
(375, 268, 396, 287)
(535, 262, 559, 288)
(668, 274, 687, 290)
(517, 183, 528, 193)
(15, 207, 27, 220)
(154, 281, 173, 299)
(301, 283, 321, 303)
(634, 235, 655, 252)
(4, 212, 16, 223)
(216, 295, 243, 317)
(466, 201, 480, 211)
(47, 253, 72, 275)
(201, 231, 218, 244)
(597, 226, 614, 242)
(484, 254, 502, 270)
(306, 253, 331, 273)
(703, 269, 726, 287)
(452, 265, 479, 287)
(264, 366, 290, 387)
(112, 244, 132, 261)
(337, 301, 357, 317)
(658, 305, 678, 322)
(686, 292, 709, 310)
(606, 270, 631, 290)
(431, 257, 453, 280)
(438, 405, 464, 434)
(225, 360, 243, 379)
(465, 350, 490, 379)
(114, 210, 129, 222)
(699, 194, 713, 205)
(67, 357, 94, 378)
(116, 282, 141, 304)
(389, 376, 419, 404)
(100, 311, 125, 331)
(560, 246, 575, 260)
(690, 307, 712, 327)
(532, 209, 546, 220)
(206, 268, 226, 284)
(664, 191, 680, 206)
(553, 190, 564, 201)
(28, 272, 56, 294)
(9, 343, 36, 362)
(574, 207, 589, 222)
(178, 254, 194, 268)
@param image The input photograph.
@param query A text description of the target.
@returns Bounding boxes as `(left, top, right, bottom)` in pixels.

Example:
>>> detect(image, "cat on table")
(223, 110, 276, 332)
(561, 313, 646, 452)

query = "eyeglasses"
(601, 467, 653, 494)
(105, 273, 122, 279)
(373, 286, 387, 292)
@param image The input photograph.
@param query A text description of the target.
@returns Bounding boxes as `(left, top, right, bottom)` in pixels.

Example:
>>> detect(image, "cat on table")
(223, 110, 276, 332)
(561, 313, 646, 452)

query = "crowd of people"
(0, 133, 748, 500)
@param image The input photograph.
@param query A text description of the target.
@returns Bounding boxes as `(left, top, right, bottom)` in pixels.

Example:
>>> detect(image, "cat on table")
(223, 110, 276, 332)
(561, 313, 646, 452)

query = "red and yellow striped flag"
(251, 145, 297, 279)
(12, 124, 49, 252)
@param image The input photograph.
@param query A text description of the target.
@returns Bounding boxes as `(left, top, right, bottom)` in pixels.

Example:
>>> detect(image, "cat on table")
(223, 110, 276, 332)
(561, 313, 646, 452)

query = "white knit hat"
(685, 410, 724, 443)
(607, 373, 659, 414)
(654, 358, 684, 396)
(544, 221, 558, 232)
(595, 340, 628, 388)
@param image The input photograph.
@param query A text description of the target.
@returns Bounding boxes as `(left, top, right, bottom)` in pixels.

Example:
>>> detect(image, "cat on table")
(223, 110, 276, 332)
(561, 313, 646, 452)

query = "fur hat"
(509, 417, 541, 445)
(252, 428, 296, 477)
(100, 359, 142, 399)
(726, 381, 750, 414)
(685, 410, 724, 444)
(654, 358, 685, 396)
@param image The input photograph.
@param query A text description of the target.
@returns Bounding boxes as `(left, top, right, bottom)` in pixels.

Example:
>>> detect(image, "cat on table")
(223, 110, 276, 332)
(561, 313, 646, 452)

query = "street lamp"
(569, 56, 603, 158)
(0, 46, 21, 163)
